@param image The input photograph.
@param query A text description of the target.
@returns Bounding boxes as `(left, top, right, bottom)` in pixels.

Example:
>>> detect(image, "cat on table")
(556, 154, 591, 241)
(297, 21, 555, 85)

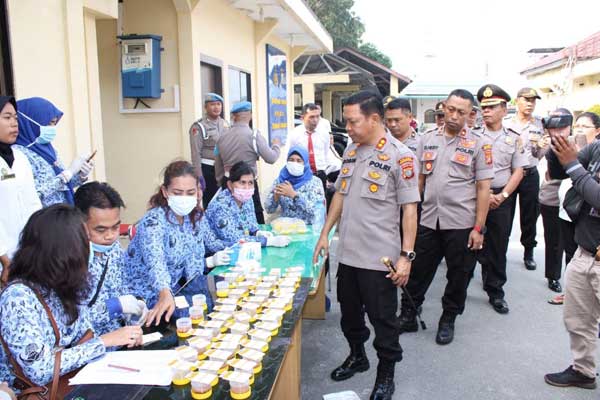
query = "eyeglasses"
(573, 124, 595, 129)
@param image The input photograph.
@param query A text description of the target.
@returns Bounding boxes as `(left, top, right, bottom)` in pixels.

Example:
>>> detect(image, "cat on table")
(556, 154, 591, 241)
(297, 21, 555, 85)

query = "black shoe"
(435, 314, 455, 345)
(524, 248, 537, 270)
(369, 360, 396, 400)
(489, 298, 509, 314)
(548, 279, 562, 293)
(330, 342, 370, 381)
(398, 309, 418, 334)
(544, 365, 597, 389)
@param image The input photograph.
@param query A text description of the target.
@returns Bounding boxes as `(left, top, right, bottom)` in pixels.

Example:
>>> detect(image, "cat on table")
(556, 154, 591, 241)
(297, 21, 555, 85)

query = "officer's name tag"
(1, 173, 15, 181)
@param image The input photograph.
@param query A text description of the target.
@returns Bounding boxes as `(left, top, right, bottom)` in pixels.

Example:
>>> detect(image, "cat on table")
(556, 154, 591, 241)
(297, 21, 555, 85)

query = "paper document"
(323, 391, 361, 400)
(174, 295, 189, 308)
(69, 350, 176, 386)
(142, 332, 163, 345)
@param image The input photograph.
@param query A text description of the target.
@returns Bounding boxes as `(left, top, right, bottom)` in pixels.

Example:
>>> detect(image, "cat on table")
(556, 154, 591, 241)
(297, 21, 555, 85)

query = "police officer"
(476, 85, 528, 314)
(398, 89, 494, 345)
(384, 98, 419, 154)
(504, 88, 544, 270)
(314, 91, 419, 400)
(214, 101, 281, 224)
(434, 101, 445, 128)
(189, 93, 229, 208)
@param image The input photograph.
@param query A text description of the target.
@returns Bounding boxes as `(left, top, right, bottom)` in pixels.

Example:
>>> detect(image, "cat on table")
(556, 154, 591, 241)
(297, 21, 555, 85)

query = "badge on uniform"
(342, 167, 350, 175)
(369, 184, 379, 193)
(341, 179, 347, 190)
(375, 138, 387, 150)
(425, 161, 433, 172)
(423, 151, 436, 161)
(460, 139, 476, 148)
(505, 136, 513, 145)
(398, 156, 415, 179)
(451, 152, 469, 165)
(483, 143, 493, 165)
(378, 154, 390, 161)
(368, 171, 381, 180)
(348, 149, 356, 157)
(459, 129, 467, 138)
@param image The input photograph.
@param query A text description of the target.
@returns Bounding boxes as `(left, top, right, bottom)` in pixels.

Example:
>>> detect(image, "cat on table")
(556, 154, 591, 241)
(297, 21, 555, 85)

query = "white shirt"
(289, 123, 330, 171)
(0, 147, 42, 259)
(316, 118, 332, 137)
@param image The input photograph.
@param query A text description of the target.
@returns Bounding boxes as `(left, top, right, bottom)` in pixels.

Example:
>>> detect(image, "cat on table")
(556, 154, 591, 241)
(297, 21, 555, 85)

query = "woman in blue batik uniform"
(14, 97, 94, 206)
(265, 145, 325, 225)
(74, 182, 147, 338)
(0, 205, 142, 391)
(205, 161, 291, 247)
(125, 161, 231, 327)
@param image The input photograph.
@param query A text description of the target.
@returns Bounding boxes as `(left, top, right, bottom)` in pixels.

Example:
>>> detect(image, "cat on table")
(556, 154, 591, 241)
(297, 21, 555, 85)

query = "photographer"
(543, 111, 600, 390)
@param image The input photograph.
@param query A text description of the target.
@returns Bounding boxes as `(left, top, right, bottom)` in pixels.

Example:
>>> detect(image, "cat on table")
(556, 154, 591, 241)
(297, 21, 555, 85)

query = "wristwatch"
(400, 250, 416, 261)
(501, 191, 509, 199)
(473, 225, 487, 235)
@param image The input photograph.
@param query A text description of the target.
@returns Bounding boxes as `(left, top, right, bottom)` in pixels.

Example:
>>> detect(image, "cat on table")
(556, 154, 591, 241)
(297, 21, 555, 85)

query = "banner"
(266, 44, 288, 146)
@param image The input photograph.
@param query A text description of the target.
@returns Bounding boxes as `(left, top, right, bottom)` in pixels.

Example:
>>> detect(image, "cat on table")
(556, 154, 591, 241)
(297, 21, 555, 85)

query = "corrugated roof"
(521, 30, 600, 75)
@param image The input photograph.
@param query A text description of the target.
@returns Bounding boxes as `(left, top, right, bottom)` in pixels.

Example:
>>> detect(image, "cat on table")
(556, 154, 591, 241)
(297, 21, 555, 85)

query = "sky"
(352, 0, 600, 94)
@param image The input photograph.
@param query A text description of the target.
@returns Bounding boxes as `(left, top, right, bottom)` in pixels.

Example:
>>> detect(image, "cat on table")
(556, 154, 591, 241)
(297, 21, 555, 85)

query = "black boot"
(524, 248, 537, 270)
(369, 360, 396, 400)
(398, 307, 418, 334)
(330, 342, 369, 381)
(435, 312, 456, 345)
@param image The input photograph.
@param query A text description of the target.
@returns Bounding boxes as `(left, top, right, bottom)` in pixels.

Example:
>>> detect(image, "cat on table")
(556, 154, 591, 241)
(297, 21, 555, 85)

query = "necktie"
(307, 131, 317, 173)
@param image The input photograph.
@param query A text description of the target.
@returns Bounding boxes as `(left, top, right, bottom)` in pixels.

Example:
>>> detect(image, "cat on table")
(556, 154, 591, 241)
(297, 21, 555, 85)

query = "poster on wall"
(266, 44, 288, 146)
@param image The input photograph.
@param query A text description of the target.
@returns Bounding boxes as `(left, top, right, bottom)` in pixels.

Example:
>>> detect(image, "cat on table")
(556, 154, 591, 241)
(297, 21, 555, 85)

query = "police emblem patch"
(369, 184, 378, 193)
(483, 143, 493, 165)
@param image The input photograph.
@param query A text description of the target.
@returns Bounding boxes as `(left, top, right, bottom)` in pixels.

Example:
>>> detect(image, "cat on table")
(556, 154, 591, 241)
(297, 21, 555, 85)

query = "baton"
(381, 257, 427, 330)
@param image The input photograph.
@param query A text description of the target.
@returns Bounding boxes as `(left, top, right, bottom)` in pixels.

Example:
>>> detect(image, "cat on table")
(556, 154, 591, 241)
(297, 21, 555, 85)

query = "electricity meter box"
(118, 34, 162, 98)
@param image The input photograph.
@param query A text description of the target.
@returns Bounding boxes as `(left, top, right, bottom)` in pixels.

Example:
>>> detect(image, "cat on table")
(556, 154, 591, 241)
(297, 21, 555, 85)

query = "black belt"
(523, 166, 537, 176)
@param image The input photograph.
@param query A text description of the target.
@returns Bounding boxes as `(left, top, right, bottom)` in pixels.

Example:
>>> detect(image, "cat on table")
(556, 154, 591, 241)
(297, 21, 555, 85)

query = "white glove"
(79, 160, 95, 178)
(266, 235, 291, 247)
(61, 156, 87, 183)
(135, 300, 149, 326)
(206, 249, 232, 268)
(256, 230, 274, 239)
(119, 295, 144, 315)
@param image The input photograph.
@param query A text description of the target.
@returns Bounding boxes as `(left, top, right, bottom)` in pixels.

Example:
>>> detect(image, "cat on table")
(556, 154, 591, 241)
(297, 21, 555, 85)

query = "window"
(0, 0, 13, 95)
(201, 61, 223, 103)
(424, 109, 435, 124)
(228, 67, 251, 106)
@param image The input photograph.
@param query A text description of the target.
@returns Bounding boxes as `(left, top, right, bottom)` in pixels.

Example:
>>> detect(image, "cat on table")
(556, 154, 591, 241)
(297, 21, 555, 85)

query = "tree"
(587, 104, 600, 117)
(307, 0, 392, 68)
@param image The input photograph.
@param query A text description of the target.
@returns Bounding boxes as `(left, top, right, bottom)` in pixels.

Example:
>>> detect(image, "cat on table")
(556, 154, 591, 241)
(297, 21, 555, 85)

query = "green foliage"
(587, 104, 600, 117)
(306, 0, 392, 68)
(358, 42, 392, 68)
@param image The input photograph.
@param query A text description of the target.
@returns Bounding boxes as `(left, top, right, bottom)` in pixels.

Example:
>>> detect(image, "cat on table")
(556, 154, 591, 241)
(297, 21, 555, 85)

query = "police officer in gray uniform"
(504, 88, 544, 270)
(384, 98, 419, 154)
(314, 91, 420, 400)
(399, 89, 494, 345)
(189, 93, 229, 208)
(214, 101, 281, 224)
(476, 84, 528, 314)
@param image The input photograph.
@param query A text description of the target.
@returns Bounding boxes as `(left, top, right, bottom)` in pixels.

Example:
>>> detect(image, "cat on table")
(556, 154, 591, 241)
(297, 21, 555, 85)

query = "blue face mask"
(18, 112, 58, 145)
(91, 241, 116, 254)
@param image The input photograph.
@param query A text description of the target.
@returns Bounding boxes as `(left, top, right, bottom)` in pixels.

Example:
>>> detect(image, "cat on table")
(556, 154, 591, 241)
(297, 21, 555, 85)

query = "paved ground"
(300, 217, 600, 400)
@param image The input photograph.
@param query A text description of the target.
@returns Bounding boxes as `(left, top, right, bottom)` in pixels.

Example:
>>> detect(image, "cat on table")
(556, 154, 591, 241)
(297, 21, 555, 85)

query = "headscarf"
(276, 145, 313, 189)
(15, 97, 73, 203)
(0, 96, 17, 168)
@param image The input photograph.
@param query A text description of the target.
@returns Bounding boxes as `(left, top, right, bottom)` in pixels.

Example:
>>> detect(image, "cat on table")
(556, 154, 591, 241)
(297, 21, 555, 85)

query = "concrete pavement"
(300, 221, 599, 400)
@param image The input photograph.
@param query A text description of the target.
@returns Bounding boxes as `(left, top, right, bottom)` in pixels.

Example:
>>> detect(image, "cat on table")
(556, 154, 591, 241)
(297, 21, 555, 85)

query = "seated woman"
(205, 161, 291, 247)
(0, 205, 141, 392)
(125, 161, 230, 327)
(14, 97, 94, 206)
(265, 146, 325, 225)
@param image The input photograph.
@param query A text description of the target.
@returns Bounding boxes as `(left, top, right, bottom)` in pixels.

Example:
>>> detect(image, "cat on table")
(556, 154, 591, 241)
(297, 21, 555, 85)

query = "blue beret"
(204, 93, 224, 103)
(231, 101, 252, 113)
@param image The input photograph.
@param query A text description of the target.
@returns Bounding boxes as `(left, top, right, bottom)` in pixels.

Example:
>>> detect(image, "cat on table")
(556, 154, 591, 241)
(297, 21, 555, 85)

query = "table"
(211, 225, 331, 320)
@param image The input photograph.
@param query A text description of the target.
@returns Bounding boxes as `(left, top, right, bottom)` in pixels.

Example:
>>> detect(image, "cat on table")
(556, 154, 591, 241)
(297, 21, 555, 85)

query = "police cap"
(231, 101, 252, 114)
(477, 84, 511, 107)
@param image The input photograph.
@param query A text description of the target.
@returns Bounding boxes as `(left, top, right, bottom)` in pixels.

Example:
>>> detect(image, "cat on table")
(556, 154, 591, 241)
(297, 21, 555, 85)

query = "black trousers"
(337, 263, 403, 362)
(540, 204, 562, 280)
(401, 224, 477, 316)
(560, 218, 577, 268)
(253, 179, 264, 224)
(510, 168, 540, 250)
(201, 164, 218, 209)
(478, 191, 515, 300)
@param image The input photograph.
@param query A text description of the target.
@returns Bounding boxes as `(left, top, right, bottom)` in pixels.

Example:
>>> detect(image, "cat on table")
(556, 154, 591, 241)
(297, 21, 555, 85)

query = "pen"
(108, 364, 140, 373)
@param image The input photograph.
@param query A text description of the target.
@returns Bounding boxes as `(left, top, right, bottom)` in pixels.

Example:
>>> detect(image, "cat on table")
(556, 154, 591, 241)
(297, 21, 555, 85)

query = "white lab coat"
(0, 146, 42, 259)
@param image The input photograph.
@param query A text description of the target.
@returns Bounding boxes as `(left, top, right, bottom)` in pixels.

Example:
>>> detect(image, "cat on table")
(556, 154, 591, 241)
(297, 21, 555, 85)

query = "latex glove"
(60, 156, 87, 183)
(267, 235, 291, 247)
(134, 300, 149, 326)
(79, 160, 95, 178)
(256, 230, 274, 239)
(119, 294, 144, 315)
(206, 249, 232, 268)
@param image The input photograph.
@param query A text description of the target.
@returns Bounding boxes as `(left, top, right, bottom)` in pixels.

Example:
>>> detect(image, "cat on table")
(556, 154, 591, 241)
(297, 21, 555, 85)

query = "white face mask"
(286, 161, 304, 177)
(167, 195, 197, 216)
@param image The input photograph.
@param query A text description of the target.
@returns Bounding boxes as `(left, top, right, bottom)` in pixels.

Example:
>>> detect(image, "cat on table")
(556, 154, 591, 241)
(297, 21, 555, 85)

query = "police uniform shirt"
(334, 131, 420, 272)
(482, 126, 528, 188)
(504, 116, 544, 168)
(402, 129, 419, 154)
(189, 117, 229, 163)
(417, 126, 494, 230)
(214, 123, 280, 184)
